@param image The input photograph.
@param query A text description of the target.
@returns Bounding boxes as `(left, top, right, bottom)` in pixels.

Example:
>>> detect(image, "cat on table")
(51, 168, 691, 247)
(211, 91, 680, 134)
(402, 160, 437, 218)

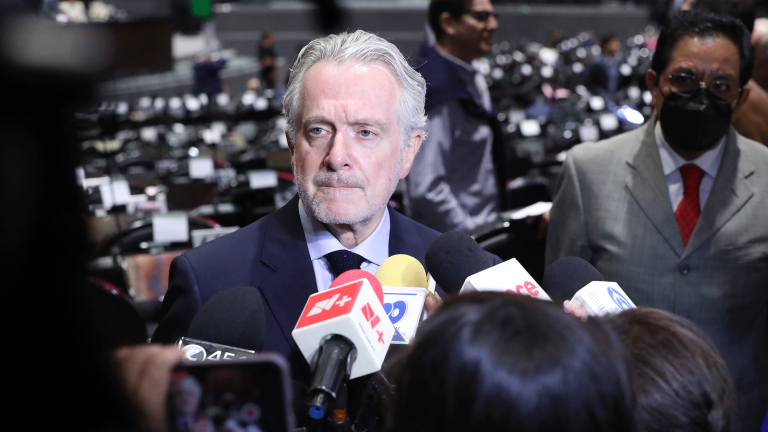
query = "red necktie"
(675, 164, 706, 246)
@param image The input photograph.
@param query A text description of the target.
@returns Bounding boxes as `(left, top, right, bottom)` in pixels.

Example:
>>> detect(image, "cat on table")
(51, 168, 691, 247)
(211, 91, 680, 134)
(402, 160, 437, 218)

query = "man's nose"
(325, 133, 352, 170)
(487, 14, 499, 31)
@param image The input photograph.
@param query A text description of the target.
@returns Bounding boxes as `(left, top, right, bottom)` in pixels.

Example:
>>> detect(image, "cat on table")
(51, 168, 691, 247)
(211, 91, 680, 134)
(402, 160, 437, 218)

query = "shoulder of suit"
(736, 131, 768, 160)
(566, 122, 648, 164)
(389, 208, 441, 244)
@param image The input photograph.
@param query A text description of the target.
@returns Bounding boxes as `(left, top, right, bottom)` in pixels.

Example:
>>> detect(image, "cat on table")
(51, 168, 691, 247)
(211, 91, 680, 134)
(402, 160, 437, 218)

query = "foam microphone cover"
(376, 254, 428, 288)
(187, 286, 266, 352)
(541, 256, 604, 301)
(425, 231, 491, 294)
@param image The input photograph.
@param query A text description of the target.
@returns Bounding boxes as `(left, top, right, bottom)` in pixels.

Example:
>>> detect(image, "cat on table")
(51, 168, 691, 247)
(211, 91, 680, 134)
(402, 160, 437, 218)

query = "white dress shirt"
(654, 121, 726, 212)
(298, 200, 390, 292)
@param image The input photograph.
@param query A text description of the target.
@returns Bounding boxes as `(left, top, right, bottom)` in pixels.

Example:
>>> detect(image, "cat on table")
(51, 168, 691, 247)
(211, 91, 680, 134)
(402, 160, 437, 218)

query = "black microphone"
(177, 286, 266, 361)
(425, 231, 491, 294)
(541, 256, 605, 302)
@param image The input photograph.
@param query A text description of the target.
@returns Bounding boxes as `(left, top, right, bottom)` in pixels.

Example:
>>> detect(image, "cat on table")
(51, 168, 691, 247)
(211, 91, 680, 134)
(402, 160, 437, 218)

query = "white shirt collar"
(298, 199, 390, 266)
(654, 121, 725, 178)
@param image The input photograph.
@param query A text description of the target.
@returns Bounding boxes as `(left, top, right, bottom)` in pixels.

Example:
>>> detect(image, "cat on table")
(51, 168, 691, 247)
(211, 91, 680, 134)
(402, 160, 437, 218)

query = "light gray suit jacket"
(546, 119, 768, 430)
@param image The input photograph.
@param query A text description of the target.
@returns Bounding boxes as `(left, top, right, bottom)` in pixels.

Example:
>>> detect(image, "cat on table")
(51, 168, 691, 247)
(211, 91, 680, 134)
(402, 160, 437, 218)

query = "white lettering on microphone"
(588, 291, 608, 314)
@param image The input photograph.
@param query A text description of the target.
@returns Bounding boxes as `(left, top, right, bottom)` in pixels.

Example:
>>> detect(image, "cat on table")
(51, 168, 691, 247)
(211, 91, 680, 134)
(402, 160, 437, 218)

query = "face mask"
(658, 88, 733, 153)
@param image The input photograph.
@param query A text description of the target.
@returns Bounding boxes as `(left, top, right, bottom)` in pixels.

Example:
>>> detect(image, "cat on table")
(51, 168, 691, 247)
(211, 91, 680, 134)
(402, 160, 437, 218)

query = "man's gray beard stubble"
(294, 155, 405, 229)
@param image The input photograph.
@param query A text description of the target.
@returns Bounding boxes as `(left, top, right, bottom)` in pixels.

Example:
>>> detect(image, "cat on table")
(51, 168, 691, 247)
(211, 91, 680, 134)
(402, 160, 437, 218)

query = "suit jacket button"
(679, 264, 690, 275)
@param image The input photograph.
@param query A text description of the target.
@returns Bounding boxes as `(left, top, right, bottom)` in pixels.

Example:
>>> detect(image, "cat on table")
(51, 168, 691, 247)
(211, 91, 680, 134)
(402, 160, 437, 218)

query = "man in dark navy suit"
(153, 30, 499, 382)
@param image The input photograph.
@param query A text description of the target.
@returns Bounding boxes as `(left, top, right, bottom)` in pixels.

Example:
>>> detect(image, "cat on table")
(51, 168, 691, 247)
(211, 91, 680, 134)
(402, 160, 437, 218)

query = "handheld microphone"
(292, 273, 394, 419)
(425, 231, 491, 294)
(542, 256, 605, 302)
(376, 254, 428, 344)
(571, 282, 636, 316)
(542, 257, 636, 316)
(177, 286, 266, 362)
(376, 254, 428, 288)
(459, 258, 552, 301)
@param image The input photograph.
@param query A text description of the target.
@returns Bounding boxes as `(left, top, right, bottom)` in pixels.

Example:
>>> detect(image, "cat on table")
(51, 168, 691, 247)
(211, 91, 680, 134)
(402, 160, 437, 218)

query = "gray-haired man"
(153, 30, 501, 383)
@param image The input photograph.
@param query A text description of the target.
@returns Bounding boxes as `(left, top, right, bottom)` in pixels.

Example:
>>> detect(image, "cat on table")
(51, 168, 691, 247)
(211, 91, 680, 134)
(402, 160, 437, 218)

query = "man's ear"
(646, 69, 663, 113)
(439, 11, 458, 37)
(734, 85, 751, 112)
(399, 131, 423, 179)
(286, 131, 295, 156)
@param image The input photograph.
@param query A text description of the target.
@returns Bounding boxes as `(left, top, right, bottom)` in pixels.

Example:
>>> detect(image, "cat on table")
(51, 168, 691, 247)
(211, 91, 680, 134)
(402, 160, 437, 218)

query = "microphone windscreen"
(541, 256, 604, 301)
(376, 254, 427, 288)
(330, 269, 384, 305)
(187, 286, 266, 352)
(425, 231, 491, 294)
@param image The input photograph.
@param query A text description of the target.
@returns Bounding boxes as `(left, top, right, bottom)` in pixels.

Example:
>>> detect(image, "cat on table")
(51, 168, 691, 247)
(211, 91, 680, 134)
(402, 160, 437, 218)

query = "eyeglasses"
(463, 10, 498, 23)
(665, 72, 742, 103)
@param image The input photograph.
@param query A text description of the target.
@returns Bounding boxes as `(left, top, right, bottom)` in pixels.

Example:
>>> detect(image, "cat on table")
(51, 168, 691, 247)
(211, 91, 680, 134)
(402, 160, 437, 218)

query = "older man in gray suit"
(546, 11, 768, 430)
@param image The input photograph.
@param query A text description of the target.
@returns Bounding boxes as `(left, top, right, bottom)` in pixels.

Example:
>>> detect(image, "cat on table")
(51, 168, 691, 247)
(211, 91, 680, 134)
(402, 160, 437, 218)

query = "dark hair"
(391, 292, 635, 432)
(428, 0, 470, 41)
(689, 0, 756, 33)
(651, 10, 754, 87)
(603, 308, 735, 432)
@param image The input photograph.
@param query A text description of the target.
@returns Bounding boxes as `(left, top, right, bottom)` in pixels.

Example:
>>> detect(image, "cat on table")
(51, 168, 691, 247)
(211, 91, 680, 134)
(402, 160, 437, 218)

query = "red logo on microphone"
(506, 281, 540, 297)
(295, 281, 363, 329)
(361, 303, 381, 329)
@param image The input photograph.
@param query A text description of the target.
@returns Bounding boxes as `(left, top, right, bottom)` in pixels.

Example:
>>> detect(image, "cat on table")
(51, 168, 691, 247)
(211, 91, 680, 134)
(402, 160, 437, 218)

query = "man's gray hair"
(283, 30, 427, 148)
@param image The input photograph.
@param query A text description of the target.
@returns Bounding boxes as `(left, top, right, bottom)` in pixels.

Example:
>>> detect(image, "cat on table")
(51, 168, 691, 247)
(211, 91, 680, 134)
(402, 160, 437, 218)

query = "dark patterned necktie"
(324, 250, 367, 279)
(675, 164, 706, 246)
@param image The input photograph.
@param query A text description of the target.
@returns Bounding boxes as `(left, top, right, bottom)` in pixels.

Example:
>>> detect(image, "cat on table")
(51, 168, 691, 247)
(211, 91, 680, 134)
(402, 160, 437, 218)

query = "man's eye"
(711, 81, 730, 92)
(360, 130, 373, 138)
(310, 127, 324, 135)
(673, 74, 696, 85)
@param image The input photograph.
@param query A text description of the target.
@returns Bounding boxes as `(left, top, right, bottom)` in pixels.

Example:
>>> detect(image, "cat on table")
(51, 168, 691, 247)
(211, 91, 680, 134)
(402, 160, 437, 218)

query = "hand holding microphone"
(543, 257, 636, 318)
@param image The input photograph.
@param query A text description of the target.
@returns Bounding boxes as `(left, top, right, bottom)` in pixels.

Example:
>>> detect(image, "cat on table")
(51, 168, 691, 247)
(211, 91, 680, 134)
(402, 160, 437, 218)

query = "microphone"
(458, 258, 552, 301)
(425, 231, 491, 294)
(570, 281, 636, 316)
(542, 256, 605, 301)
(376, 254, 428, 344)
(177, 286, 266, 362)
(542, 257, 636, 316)
(376, 254, 428, 288)
(292, 272, 394, 420)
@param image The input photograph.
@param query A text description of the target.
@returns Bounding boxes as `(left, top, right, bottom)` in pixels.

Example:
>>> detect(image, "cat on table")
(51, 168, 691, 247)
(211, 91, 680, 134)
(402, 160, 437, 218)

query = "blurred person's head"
(751, 18, 768, 87)
(281, 30, 425, 242)
(603, 308, 735, 432)
(602, 35, 621, 56)
(260, 31, 275, 46)
(429, 0, 498, 63)
(170, 374, 203, 417)
(391, 292, 635, 432)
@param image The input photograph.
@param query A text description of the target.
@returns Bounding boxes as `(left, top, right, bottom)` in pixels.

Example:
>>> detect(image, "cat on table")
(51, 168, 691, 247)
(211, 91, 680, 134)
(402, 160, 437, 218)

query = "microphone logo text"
(307, 293, 353, 317)
(383, 300, 408, 324)
(607, 286, 632, 310)
(361, 302, 381, 329)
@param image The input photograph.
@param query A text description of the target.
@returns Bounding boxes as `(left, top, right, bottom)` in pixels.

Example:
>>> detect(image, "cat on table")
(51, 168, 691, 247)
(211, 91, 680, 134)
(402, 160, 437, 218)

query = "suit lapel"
(682, 129, 754, 260)
(257, 196, 317, 360)
(625, 119, 686, 257)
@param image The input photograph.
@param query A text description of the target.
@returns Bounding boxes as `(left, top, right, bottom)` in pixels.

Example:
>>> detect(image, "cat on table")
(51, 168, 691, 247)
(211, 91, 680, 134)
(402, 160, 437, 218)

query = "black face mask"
(658, 88, 733, 153)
